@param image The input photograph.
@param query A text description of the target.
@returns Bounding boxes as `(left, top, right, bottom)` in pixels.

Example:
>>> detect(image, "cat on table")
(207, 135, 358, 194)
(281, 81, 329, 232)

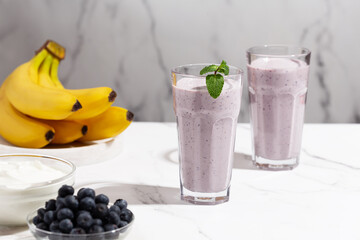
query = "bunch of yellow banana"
(0, 40, 133, 148)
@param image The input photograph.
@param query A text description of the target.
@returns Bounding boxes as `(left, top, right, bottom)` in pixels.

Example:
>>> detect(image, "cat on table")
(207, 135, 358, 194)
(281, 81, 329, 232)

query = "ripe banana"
(37, 119, 87, 144)
(0, 85, 55, 148)
(14, 52, 86, 144)
(44, 47, 118, 120)
(65, 87, 117, 120)
(4, 49, 82, 120)
(78, 107, 134, 142)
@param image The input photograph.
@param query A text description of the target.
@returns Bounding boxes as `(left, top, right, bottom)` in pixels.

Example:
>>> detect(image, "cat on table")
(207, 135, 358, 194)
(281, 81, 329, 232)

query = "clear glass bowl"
(0, 154, 75, 226)
(27, 209, 134, 240)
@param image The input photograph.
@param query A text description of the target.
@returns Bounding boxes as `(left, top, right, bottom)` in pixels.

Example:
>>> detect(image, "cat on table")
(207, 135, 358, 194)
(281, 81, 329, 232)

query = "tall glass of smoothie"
(172, 64, 243, 205)
(247, 45, 311, 170)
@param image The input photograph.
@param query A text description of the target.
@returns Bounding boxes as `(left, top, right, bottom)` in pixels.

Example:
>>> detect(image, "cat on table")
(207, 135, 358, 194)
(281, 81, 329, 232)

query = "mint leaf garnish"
(217, 60, 229, 75)
(206, 74, 224, 99)
(200, 60, 229, 99)
(200, 65, 218, 75)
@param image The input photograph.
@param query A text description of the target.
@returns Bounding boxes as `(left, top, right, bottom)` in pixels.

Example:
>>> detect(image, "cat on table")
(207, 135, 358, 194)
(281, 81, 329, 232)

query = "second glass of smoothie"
(247, 45, 311, 170)
(172, 64, 243, 205)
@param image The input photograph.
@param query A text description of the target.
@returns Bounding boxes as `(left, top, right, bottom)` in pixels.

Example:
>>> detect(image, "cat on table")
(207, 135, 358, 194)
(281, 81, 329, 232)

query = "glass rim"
(0, 153, 76, 190)
(171, 63, 243, 78)
(246, 44, 311, 58)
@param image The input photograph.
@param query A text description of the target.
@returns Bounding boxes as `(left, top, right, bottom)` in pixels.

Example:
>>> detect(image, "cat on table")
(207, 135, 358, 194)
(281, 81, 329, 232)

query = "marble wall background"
(0, 0, 359, 123)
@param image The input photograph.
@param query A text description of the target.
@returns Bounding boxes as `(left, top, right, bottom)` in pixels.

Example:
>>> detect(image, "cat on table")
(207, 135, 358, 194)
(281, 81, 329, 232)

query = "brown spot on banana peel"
(81, 125, 88, 135)
(72, 100, 82, 112)
(45, 130, 55, 142)
(108, 90, 117, 102)
(126, 111, 134, 122)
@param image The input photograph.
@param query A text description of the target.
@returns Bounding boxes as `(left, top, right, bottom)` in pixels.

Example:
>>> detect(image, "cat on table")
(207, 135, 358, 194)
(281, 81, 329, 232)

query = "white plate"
(0, 135, 123, 166)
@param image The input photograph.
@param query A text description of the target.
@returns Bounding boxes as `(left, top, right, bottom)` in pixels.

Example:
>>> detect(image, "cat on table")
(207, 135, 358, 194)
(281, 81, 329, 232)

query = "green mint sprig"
(200, 60, 229, 99)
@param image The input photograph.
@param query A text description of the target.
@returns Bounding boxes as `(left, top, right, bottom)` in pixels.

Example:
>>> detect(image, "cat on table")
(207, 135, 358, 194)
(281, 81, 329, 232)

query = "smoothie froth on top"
(175, 77, 237, 91)
(249, 58, 308, 92)
(249, 58, 305, 69)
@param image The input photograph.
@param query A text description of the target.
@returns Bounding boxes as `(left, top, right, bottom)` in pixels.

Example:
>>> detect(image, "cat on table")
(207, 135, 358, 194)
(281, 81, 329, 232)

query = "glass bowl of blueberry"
(27, 185, 134, 240)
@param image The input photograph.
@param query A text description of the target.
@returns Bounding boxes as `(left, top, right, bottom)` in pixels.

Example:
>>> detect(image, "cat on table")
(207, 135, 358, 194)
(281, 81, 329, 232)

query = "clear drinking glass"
(247, 45, 311, 170)
(171, 64, 243, 204)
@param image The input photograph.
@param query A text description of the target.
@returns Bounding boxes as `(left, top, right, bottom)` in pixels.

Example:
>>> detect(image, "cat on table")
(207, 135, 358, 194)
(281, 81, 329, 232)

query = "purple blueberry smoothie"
(247, 58, 309, 164)
(172, 68, 242, 203)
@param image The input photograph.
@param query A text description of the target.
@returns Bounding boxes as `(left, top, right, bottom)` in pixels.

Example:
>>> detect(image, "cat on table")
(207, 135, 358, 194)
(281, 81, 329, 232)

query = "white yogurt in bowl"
(0, 154, 75, 226)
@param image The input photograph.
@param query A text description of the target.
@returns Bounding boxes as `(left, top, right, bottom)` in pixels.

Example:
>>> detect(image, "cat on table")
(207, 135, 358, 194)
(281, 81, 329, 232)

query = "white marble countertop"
(1, 122, 360, 240)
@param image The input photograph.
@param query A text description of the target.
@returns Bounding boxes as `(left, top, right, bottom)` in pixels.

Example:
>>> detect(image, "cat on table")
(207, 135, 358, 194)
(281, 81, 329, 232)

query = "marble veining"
(302, 148, 360, 170)
(1, 123, 360, 239)
(300, 0, 332, 122)
(61, 0, 90, 86)
(133, 185, 166, 204)
(0, 0, 359, 123)
(141, 0, 172, 122)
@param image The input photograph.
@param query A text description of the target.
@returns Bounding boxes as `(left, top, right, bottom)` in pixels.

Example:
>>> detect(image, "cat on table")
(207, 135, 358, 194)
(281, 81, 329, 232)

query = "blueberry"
(37, 208, 46, 220)
(57, 208, 74, 221)
(36, 222, 48, 231)
(44, 210, 55, 225)
(104, 223, 117, 232)
(120, 209, 132, 222)
(77, 187, 84, 193)
(95, 194, 109, 205)
(88, 225, 104, 234)
(118, 220, 128, 228)
(49, 220, 60, 232)
(32, 216, 41, 225)
(70, 227, 86, 234)
(59, 219, 73, 233)
(65, 195, 79, 210)
(56, 197, 66, 210)
(58, 185, 74, 197)
(114, 199, 127, 210)
(79, 197, 96, 212)
(108, 211, 121, 226)
(45, 199, 56, 211)
(77, 212, 93, 229)
(77, 188, 95, 200)
(77, 188, 85, 196)
(94, 203, 109, 219)
(92, 218, 103, 226)
(109, 205, 121, 216)
(76, 210, 90, 218)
